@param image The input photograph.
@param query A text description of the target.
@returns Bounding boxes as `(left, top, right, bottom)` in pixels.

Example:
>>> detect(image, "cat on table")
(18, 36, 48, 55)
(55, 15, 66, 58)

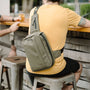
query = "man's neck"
(44, 1, 58, 5)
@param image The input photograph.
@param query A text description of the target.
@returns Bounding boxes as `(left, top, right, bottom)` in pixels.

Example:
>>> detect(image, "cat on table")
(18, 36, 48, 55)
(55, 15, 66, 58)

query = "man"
(0, 14, 20, 66)
(26, 0, 90, 90)
(0, 15, 20, 37)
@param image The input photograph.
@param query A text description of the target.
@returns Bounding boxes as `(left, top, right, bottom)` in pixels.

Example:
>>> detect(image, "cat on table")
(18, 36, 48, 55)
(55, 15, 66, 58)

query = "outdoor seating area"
(0, 0, 90, 90)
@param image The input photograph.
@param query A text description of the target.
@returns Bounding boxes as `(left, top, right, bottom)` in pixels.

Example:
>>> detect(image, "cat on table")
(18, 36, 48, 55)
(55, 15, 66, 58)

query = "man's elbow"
(84, 19, 90, 27)
(78, 18, 90, 28)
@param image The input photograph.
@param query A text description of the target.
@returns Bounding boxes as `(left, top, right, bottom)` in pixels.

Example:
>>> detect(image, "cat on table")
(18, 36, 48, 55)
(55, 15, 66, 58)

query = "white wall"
(0, 0, 10, 15)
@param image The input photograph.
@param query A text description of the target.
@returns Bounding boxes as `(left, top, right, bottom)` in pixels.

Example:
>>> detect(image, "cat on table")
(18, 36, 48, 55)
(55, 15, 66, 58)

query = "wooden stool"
(33, 73, 77, 90)
(0, 56, 26, 90)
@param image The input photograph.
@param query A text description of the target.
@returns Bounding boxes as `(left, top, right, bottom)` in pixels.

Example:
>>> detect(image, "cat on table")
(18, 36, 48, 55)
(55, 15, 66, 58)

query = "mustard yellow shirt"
(26, 5, 81, 75)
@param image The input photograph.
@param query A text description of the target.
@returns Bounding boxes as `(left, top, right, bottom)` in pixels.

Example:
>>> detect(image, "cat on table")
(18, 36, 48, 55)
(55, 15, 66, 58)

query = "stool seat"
(0, 56, 26, 90)
(2, 56, 26, 66)
(33, 73, 77, 90)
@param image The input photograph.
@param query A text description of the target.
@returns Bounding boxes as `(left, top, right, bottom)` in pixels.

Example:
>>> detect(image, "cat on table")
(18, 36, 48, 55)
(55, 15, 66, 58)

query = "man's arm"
(0, 15, 21, 22)
(0, 28, 11, 37)
(78, 17, 90, 27)
(0, 22, 20, 37)
(0, 14, 13, 22)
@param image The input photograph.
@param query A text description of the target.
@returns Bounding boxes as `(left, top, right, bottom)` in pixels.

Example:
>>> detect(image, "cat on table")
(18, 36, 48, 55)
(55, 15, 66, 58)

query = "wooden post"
(22, 0, 33, 13)
(75, 0, 80, 15)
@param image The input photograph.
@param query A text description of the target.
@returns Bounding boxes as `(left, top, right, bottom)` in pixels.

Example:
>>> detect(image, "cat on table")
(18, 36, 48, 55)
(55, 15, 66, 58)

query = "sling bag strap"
(30, 7, 40, 33)
(30, 7, 64, 59)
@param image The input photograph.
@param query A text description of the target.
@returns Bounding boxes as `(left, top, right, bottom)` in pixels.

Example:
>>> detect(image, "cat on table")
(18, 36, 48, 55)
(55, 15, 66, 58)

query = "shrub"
(80, 4, 90, 19)
(61, 4, 75, 11)
(80, 4, 90, 15)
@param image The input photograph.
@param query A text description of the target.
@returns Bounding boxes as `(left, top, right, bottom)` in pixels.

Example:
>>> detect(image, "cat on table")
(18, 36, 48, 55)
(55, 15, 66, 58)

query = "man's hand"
(0, 15, 21, 22)
(9, 22, 20, 32)
(0, 22, 20, 37)
(13, 16, 21, 22)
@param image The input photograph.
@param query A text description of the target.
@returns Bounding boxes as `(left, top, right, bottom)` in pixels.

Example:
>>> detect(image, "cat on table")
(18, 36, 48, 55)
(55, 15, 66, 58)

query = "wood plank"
(66, 38, 90, 46)
(81, 68, 90, 81)
(67, 31, 90, 39)
(64, 49, 90, 62)
(68, 26, 90, 33)
(77, 80, 90, 89)
(65, 43, 90, 53)
(81, 62, 90, 69)
(77, 87, 86, 90)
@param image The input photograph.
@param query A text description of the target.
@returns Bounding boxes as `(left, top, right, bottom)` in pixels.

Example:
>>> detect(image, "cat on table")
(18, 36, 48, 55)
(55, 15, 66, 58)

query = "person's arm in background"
(0, 22, 20, 37)
(0, 14, 21, 22)
(78, 17, 90, 27)
(0, 14, 20, 37)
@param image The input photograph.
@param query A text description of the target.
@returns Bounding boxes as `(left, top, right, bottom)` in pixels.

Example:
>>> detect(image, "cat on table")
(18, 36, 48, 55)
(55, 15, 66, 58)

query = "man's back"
(26, 5, 81, 75)
(29, 5, 81, 50)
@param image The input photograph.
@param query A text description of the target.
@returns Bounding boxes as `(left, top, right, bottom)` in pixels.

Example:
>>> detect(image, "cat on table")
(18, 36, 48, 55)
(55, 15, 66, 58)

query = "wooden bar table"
(68, 26, 90, 33)
(0, 18, 90, 33)
(0, 18, 29, 28)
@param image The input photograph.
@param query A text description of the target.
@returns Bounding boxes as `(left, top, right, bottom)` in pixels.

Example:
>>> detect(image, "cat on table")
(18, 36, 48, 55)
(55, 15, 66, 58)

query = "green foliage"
(67, 0, 89, 2)
(67, 0, 74, 2)
(80, 4, 90, 15)
(79, 0, 89, 2)
(33, 0, 41, 6)
(80, 4, 90, 19)
(10, 0, 22, 6)
(34, 0, 38, 3)
(61, 4, 75, 11)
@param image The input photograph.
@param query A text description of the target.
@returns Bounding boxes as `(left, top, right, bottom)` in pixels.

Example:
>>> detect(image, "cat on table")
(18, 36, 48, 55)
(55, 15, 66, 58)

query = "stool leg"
(0, 65, 3, 89)
(5, 68, 11, 90)
(33, 78, 38, 90)
(0, 66, 5, 88)
(50, 83, 63, 90)
(11, 65, 19, 90)
(19, 67, 24, 90)
(72, 80, 77, 90)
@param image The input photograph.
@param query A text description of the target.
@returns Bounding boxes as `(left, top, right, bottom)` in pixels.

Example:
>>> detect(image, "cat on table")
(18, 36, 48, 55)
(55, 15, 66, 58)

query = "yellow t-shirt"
(26, 5, 81, 75)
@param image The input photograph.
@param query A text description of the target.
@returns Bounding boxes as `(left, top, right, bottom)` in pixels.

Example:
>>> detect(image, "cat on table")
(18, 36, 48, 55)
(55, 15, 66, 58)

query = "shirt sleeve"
(66, 8, 81, 27)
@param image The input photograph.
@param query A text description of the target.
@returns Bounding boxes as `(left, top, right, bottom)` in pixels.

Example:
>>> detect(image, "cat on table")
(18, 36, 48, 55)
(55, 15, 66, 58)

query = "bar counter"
(0, 18, 29, 28)
(0, 19, 90, 33)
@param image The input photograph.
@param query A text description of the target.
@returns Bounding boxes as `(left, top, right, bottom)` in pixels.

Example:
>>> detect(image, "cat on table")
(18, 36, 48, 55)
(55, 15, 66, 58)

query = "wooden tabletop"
(0, 19, 90, 33)
(68, 26, 90, 33)
(0, 18, 29, 28)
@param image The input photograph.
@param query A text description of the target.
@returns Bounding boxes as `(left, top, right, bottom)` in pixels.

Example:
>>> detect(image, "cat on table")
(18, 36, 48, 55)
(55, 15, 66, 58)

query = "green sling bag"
(22, 7, 64, 71)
